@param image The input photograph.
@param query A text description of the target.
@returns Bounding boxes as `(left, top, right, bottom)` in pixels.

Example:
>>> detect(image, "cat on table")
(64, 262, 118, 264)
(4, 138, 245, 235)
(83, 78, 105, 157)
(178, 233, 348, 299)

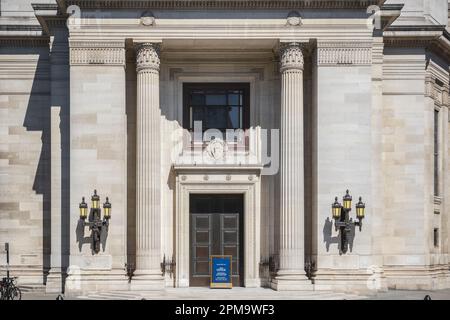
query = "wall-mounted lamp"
(79, 190, 111, 254)
(331, 190, 365, 254)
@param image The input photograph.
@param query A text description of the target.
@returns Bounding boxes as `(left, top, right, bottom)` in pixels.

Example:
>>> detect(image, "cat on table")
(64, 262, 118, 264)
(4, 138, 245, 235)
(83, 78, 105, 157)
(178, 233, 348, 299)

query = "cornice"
(379, 3, 403, 31)
(384, 27, 450, 64)
(0, 25, 43, 32)
(386, 25, 447, 33)
(0, 36, 50, 47)
(61, 0, 383, 10)
(35, 16, 68, 35)
(31, 3, 61, 12)
(0, 54, 50, 79)
(33, 2, 68, 35)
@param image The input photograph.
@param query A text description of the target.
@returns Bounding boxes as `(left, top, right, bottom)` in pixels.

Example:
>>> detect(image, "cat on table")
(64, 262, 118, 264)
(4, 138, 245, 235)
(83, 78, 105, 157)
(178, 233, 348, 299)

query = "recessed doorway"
(189, 194, 244, 287)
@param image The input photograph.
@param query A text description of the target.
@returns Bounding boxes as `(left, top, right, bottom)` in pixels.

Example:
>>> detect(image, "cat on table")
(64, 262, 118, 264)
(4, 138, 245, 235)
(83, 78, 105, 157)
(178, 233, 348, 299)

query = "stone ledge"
(62, 0, 382, 10)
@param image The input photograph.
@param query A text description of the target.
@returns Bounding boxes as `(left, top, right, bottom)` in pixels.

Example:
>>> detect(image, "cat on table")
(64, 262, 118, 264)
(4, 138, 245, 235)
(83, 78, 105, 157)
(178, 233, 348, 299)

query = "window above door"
(183, 83, 250, 132)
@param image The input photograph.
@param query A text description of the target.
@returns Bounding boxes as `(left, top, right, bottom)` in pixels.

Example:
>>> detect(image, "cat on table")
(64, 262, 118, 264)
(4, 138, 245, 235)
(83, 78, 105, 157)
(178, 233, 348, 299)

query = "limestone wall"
(380, 48, 450, 289)
(312, 46, 374, 291)
(1, 1, 450, 292)
(0, 45, 50, 284)
(68, 44, 128, 290)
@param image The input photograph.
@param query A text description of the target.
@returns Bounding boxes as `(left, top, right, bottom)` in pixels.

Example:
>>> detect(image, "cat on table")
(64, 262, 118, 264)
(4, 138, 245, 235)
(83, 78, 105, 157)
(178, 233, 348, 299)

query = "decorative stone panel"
(317, 42, 372, 66)
(69, 41, 125, 66)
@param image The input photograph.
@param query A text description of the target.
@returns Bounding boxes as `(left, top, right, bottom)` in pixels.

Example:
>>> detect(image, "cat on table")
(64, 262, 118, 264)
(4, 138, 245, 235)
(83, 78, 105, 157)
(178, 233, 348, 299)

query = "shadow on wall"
(125, 41, 137, 274)
(323, 217, 356, 254)
(20, 49, 51, 284)
(14, 30, 70, 291)
(100, 223, 109, 253)
(76, 220, 90, 252)
(76, 217, 109, 254)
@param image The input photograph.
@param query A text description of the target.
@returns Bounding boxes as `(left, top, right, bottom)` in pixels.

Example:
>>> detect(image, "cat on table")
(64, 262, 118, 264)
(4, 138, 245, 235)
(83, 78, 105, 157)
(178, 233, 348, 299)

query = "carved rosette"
(136, 43, 161, 73)
(280, 43, 304, 72)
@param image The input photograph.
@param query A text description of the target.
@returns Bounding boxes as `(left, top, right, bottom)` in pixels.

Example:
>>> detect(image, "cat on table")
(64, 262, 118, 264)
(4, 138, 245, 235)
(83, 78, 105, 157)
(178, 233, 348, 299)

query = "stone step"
(75, 289, 367, 300)
(90, 292, 142, 299)
(77, 294, 140, 300)
(19, 284, 46, 293)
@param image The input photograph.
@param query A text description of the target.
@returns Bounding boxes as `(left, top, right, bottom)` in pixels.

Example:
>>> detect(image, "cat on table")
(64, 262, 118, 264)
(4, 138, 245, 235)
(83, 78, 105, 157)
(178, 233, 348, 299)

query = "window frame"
(182, 82, 251, 133)
(434, 108, 440, 197)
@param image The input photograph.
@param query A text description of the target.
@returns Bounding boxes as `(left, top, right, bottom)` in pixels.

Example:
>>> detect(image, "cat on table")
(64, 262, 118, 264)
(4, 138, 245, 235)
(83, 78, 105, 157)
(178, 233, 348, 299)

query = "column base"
(271, 271, 313, 291)
(384, 265, 450, 291)
(64, 269, 129, 295)
(313, 268, 388, 294)
(244, 278, 261, 288)
(130, 270, 164, 291)
(46, 270, 63, 293)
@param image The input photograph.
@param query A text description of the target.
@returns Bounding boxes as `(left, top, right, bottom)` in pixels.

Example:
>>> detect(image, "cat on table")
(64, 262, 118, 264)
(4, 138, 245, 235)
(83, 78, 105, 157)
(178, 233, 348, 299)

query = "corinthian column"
(133, 43, 163, 289)
(272, 42, 311, 291)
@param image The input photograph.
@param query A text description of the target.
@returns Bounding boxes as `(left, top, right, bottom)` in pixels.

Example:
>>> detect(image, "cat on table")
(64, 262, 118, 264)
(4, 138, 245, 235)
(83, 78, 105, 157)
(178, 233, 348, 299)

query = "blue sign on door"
(210, 255, 232, 288)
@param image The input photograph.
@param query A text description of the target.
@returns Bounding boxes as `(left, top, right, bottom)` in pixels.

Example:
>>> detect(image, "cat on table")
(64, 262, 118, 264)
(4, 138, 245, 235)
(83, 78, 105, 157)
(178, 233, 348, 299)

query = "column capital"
(280, 42, 304, 72)
(136, 42, 161, 73)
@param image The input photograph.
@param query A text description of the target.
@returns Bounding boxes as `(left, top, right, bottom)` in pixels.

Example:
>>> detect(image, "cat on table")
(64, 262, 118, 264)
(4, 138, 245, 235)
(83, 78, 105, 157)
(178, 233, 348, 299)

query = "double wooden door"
(189, 194, 244, 287)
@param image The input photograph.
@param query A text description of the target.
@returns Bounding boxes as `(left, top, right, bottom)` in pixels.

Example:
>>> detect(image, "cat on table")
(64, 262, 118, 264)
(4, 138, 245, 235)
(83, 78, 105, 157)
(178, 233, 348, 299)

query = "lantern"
(343, 190, 352, 210)
(332, 197, 342, 220)
(103, 197, 111, 219)
(91, 189, 100, 209)
(356, 197, 365, 219)
(79, 197, 88, 220)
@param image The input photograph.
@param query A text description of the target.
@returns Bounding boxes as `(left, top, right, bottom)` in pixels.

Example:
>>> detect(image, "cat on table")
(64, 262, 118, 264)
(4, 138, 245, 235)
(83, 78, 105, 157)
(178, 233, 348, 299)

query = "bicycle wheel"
(8, 287, 22, 300)
(0, 284, 6, 300)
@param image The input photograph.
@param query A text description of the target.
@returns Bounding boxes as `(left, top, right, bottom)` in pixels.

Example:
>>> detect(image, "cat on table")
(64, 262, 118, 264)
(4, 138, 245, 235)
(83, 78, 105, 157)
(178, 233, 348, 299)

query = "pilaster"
(313, 40, 375, 292)
(46, 28, 70, 293)
(66, 40, 128, 294)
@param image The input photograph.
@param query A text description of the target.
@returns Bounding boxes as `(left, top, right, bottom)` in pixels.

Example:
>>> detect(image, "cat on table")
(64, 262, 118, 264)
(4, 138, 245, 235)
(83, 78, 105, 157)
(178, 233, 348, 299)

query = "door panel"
(191, 214, 212, 278)
(189, 195, 244, 287)
(220, 214, 240, 281)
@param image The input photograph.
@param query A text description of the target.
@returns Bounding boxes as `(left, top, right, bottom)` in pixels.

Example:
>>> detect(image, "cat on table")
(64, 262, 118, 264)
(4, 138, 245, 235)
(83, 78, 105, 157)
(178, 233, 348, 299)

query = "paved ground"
(18, 288, 450, 300)
(366, 289, 450, 300)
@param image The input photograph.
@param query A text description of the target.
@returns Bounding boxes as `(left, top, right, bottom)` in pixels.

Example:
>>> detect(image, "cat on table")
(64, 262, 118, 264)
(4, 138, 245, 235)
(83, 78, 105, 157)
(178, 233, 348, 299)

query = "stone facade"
(0, 0, 450, 294)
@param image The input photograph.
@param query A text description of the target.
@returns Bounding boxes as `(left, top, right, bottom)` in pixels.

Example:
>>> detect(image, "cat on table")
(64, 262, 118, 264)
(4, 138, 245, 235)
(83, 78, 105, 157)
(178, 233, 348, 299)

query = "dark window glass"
(434, 228, 439, 248)
(191, 92, 205, 105)
(434, 110, 439, 197)
(183, 83, 250, 132)
(206, 107, 228, 129)
(205, 94, 227, 105)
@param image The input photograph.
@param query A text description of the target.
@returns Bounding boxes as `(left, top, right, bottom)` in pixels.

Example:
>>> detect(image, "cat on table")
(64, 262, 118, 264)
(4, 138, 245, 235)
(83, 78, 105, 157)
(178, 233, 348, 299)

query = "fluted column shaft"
(278, 43, 305, 275)
(135, 43, 161, 274)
